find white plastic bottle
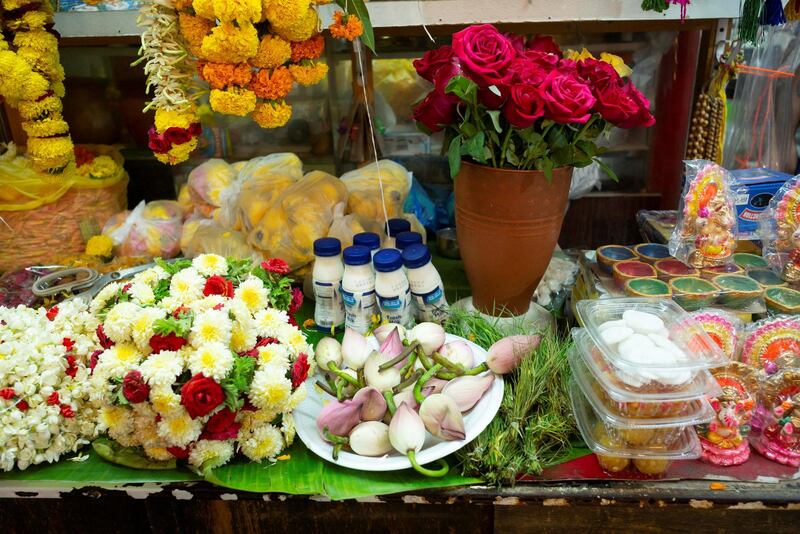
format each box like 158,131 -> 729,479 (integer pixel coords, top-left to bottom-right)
402,243 -> 448,323
312,237 -> 345,332
384,218 -> 411,249
373,248 -> 413,328
353,232 -> 381,260
341,245 -> 377,334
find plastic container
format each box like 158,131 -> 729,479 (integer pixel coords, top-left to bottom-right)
575,298 -> 728,371
353,232 -> 381,259
341,245 -> 377,334
312,237 -> 345,332
402,243 -> 448,323
384,218 -> 411,249
395,231 -> 423,252
373,248 -> 413,328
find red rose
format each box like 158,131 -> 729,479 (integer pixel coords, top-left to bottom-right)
579,58 -> 621,90
181,374 -> 225,419
89,349 -> 103,373
62,337 -> 75,351
432,59 -> 462,94
617,83 -> 655,128
188,123 -> 202,137
526,35 -> 562,57
203,275 -> 234,298
60,404 -> 75,418
541,71 -> 596,124
413,45 -> 457,83
149,332 -> 187,354
96,324 -> 114,349
522,49 -> 560,69
163,127 -> 192,146
477,86 -> 507,109
167,446 -> 191,459
73,146 -> 96,167
504,32 -> 526,54
16,400 -> 28,411
509,57 -> 550,86
122,370 -> 150,404
503,85 -> 546,128
594,82 -> 639,127
202,407 -> 241,440
452,24 -> 516,87
292,353 -> 311,388
262,258 -> 291,275
47,392 -> 60,405
289,287 -> 303,314
556,58 -> 580,75
147,128 -> 171,154
413,89 -> 459,133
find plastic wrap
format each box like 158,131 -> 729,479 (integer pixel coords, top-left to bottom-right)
235,153 -> 303,231
760,175 -> 800,284
181,218 -> 260,261
340,160 -> 412,222
689,308 -> 743,360
186,158 -> 237,218
739,315 -> 800,371
669,161 -> 739,269
103,200 -> 183,259
327,202 -> 374,248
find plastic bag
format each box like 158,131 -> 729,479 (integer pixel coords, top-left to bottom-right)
327,202 -> 373,248
403,177 -> 437,231
186,158 -> 237,218
103,200 -> 183,259
760,175 -> 800,284
248,171 -> 348,270
340,160 -> 412,221
236,154 -> 303,231
669,161 -> 739,268
181,218 -> 260,261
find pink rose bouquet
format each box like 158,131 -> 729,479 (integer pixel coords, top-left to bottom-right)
412,24 -> 655,179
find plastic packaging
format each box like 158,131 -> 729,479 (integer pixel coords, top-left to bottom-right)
688,309 -> 743,360
340,160 -> 413,223
402,243 -> 447,324
327,203 -> 374,249
404,177 -> 438,231
669,161 -> 739,269
186,159 -> 237,218
373,248 -> 413,328
180,218 -> 260,261
235,153 -> 303,231
749,366 -> 800,467
103,200 -> 183,259
739,315 -> 800,371
341,245 -> 377,334
760,175 -> 800,285
312,237 -> 345,332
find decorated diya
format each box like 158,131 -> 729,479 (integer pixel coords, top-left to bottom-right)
597,245 -> 636,274
740,316 -> 800,370
765,287 -> 800,315
689,309 -> 740,359
697,362 -> 758,466
670,276 -> 718,311
655,259 -> 699,280
624,278 -> 671,298
762,176 -> 800,284
612,260 -> 656,288
748,268 -> 787,289
751,368 -> 800,467
633,243 -> 671,264
712,274 -> 764,310
732,253 -> 768,270
700,263 -> 744,280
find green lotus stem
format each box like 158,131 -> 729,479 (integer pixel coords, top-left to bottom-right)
316,379 -> 336,397
392,370 -> 422,394
464,362 -> 489,376
335,378 -> 346,401
399,352 -> 418,377
414,364 -> 442,404
417,348 -> 434,370
327,362 -> 361,389
332,443 -> 344,460
407,450 -> 449,477
379,342 -> 420,371
383,390 -> 397,416
432,352 -> 465,374
436,371 -> 457,381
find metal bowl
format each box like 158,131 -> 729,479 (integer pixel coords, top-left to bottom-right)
436,227 -> 460,259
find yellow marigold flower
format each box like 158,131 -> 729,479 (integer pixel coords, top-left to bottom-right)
272,7 -> 318,42
6,10 -> 49,31
249,66 -> 293,100
88,155 -> 119,179
13,30 -> 58,55
210,87 -> 257,116
179,13 -> 213,57
214,0 -> 262,24
1,0 -> 33,11
18,95 -> 62,120
200,22 -> 259,64
21,116 -> 70,138
155,138 -> 199,166
600,52 -> 632,78
252,101 -> 292,129
86,234 -> 114,258
173,0 -> 194,10
266,0 -> 311,23
329,11 -> 363,41
565,48 -> 595,62
288,61 -> 328,86
27,136 -> 75,172
192,0 -> 215,20
154,108 -> 196,133
0,50 -> 49,105
53,81 -> 65,98
251,34 -> 292,69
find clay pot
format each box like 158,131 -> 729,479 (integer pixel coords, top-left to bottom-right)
454,160 -> 572,315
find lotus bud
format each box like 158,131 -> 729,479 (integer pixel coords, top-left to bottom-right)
486,335 -> 541,374
340,369 -> 359,397
374,323 -> 407,344
349,421 -> 392,457
342,328 -> 372,370
419,394 -> 466,441
353,386 -> 387,421
364,351 -> 402,391
425,378 -> 449,394
389,402 -> 427,454
379,327 -> 404,359
316,399 -> 362,439
315,337 -> 342,372
411,322 -> 446,356
439,341 -> 474,369
442,374 -> 495,412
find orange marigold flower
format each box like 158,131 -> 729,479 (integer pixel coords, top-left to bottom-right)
252,100 -> 293,129
202,62 -> 253,90
329,11 -> 363,41
179,13 -> 213,56
249,66 -> 294,100
290,34 -> 325,63
251,34 -> 292,69
173,0 -> 194,10
288,61 -> 328,86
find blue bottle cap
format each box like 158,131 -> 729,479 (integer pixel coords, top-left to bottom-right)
313,237 -> 341,257
353,232 -> 380,251
395,231 -> 423,251
373,248 -> 403,273
343,245 -> 371,266
402,243 -> 432,269
386,218 -> 411,237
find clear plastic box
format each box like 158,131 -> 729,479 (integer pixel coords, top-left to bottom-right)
575,298 -> 729,371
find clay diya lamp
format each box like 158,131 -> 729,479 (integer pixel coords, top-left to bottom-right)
713,274 -> 764,310
633,243 -> 671,264
700,263 -> 743,281
733,253 -> 768,270
613,260 -> 657,289
597,245 -> 636,274
624,278 -> 672,298
748,268 -> 787,289
654,259 -> 699,281
669,276 -> 719,311
765,287 -> 800,315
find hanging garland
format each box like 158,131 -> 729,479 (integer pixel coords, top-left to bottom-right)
0,0 -> 74,173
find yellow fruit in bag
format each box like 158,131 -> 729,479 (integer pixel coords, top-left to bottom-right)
340,160 -> 412,220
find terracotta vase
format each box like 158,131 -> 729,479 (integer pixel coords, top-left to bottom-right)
454,160 -> 573,316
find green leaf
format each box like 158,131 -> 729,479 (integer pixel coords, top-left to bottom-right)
505,145 -> 520,167
538,158 -> 554,181
487,110 -> 502,133
153,311 -> 194,338
459,122 -> 478,138
448,136 -> 462,178
220,355 -> 257,410
445,76 -> 478,106
155,257 -> 191,276
594,157 -> 619,182
551,145 -> 575,167
545,125 -> 569,150
461,131 -> 486,163
152,278 -> 170,303
92,439 -> 178,471
336,0 -> 375,53
226,258 -> 254,284
517,128 -> 543,145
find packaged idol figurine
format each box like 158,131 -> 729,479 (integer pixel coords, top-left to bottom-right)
760,175 -> 800,284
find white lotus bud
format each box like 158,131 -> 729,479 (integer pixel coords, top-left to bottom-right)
349,421 -> 392,457
315,337 -> 342,372
410,322 -> 446,356
389,402 -> 426,454
373,323 -> 407,344
364,351 -> 401,391
342,327 -> 371,370
442,374 -> 495,412
419,394 -> 465,441
439,341 -> 474,368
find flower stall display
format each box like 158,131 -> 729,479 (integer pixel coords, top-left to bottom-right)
87,254 -> 312,472
0,300 -> 101,471
412,25 -> 654,315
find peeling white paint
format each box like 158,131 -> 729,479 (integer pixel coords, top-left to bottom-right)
494,496 -> 520,506
172,489 -> 193,500
402,495 -> 429,504
124,486 -> 164,500
355,496 -> 383,503
310,495 -> 331,502
755,476 -> 782,484
220,493 -> 238,501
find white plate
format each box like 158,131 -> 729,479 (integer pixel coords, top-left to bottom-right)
294,333 -> 504,471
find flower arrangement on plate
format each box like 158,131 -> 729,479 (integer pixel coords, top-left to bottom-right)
0,300 -> 100,471
87,254 -> 313,473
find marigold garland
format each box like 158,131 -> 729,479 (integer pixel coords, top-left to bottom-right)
271,7 -> 318,42
252,101 -> 293,128
201,62 -> 253,90
289,61 -> 328,86
209,87 -> 258,116
290,33 -> 324,63
178,12 -> 213,56
249,66 -> 294,100
329,11 -> 364,41
200,22 -> 259,64
251,34 -> 292,69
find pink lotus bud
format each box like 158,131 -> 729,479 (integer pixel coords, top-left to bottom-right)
439,341 -> 475,369
389,402 -> 426,454
379,327 -> 403,359
342,328 -> 371,370
442,374 -> 495,412
353,386 -> 387,421
419,394 -> 466,441
425,378 -> 449,394
374,323 -> 406,344
486,335 -> 541,374
316,399 -> 362,439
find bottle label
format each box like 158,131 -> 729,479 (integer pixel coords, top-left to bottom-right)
377,287 -> 412,327
341,287 -> 376,334
313,280 -> 344,331
411,286 -> 448,323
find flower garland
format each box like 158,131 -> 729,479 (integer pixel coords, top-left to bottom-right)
0,0 -> 74,173
87,255 -> 313,470
0,300 -> 101,471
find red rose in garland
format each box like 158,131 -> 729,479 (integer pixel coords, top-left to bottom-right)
150,332 -> 187,353
122,370 -> 150,404
203,275 -> 234,297
181,374 -> 225,419
291,353 -> 311,388
202,407 -> 241,440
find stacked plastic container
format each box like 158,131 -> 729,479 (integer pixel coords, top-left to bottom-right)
570,298 -> 728,476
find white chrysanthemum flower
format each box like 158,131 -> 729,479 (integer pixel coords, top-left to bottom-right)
239,423 -> 284,462
156,408 -> 202,447
188,439 -> 234,469
132,405 -> 161,448
169,267 -> 205,304
288,383 -> 307,410
230,320 -> 257,353
189,309 -> 232,348
249,366 -> 292,411
128,282 -> 155,306
90,281 -> 121,315
132,266 -> 169,288
257,344 -> 290,371
238,408 -> 279,436
149,385 -> 182,416
139,350 -> 183,386
189,295 -> 227,314
144,447 -> 173,461
281,413 -> 296,446
192,254 -> 228,277
253,308 -> 289,338
103,302 -> 143,343
99,344 -> 144,374
234,277 -> 269,312
188,343 -> 234,381
99,406 -> 134,435
131,307 -> 166,351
